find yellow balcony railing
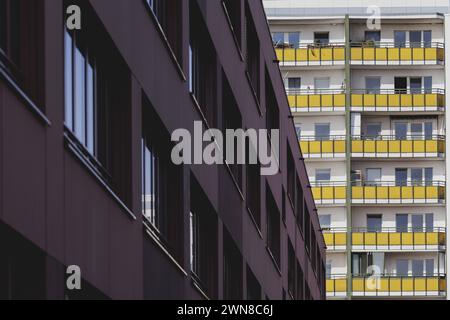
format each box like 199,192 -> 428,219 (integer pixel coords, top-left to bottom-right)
350,42 -> 445,65
300,135 -> 346,158
352,181 -> 446,204
352,274 -> 447,297
351,89 -> 445,112
326,275 -> 348,297
275,43 -> 346,66
352,227 -> 446,251
287,89 -> 345,112
311,182 -> 347,205
323,228 -> 347,251
351,135 -> 446,158
327,274 -> 447,297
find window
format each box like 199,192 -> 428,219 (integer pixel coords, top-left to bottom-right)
426,259 -> 434,276
266,186 -> 281,267
265,70 -> 280,137
394,122 -> 408,140
412,260 -> 424,276
315,123 -> 330,140
287,147 -> 295,203
246,140 -> 261,228
366,168 -> 381,186
326,262 -> 332,278
0,0 -> 44,107
367,214 -> 382,232
366,123 -> 382,139
142,97 -> 183,260
288,32 -> 300,48
190,177 -> 218,298
287,241 -> 295,298
394,77 -> 407,94
295,125 -> 301,139
394,31 -> 406,48
304,206 -> 311,253
65,3 -> 132,204
396,214 -> 408,232
314,77 -> 330,93
411,214 -> 424,232
296,262 -> 304,300
245,4 -> 260,100
424,31 -> 432,48
365,31 -> 380,44
272,32 -> 284,48
410,31 -> 422,48
410,77 -> 422,94
189,1 -> 217,126
314,32 -> 329,45
223,229 -> 243,300
246,266 -> 261,300
223,0 -> 242,48
145,0 -> 182,63
295,177 -> 304,232
365,77 -> 381,94
396,259 -> 409,276
395,168 -> 407,186
424,76 -> 433,94
288,77 -> 301,90
315,169 -> 331,184
319,215 -> 331,231
425,214 -> 434,232
222,73 -> 243,188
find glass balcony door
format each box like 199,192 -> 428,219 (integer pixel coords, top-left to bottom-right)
394,31 -> 406,48
396,214 -> 408,232
395,168 -> 408,186
315,123 -> 330,140
367,214 -> 382,232
365,77 -> 381,94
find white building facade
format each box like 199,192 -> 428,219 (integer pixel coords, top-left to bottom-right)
264,0 -> 450,299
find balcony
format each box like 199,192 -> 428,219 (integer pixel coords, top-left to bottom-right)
352,227 -> 446,251
299,135 -> 346,159
350,42 -> 445,66
351,135 -> 446,158
326,275 -> 348,298
275,43 -> 345,67
323,227 -> 446,252
352,274 -> 447,297
287,89 -> 346,112
323,228 -> 347,251
351,89 -> 445,112
311,182 -> 347,205
326,275 -> 447,298
352,181 -> 446,205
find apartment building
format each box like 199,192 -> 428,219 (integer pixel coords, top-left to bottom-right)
0,0 -> 325,299
264,0 -> 449,299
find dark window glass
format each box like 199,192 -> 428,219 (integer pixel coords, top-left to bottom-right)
266,186 -> 281,267
287,241 -> 295,298
0,0 -> 44,107
189,0 -> 217,126
245,4 -> 260,100
142,97 -> 184,261
223,229 -> 243,300
223,73 -> 243,188
146,0 -> 182,63
246,266 -> 261,300
314,32 -> 329,45
64,1 -> 132,205
296,262 -> 304,300
190,177 -> 218,298
223,0 -> 242,48
246,140 -> 261,227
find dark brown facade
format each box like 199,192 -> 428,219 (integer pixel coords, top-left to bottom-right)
0,0 -> 325,300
